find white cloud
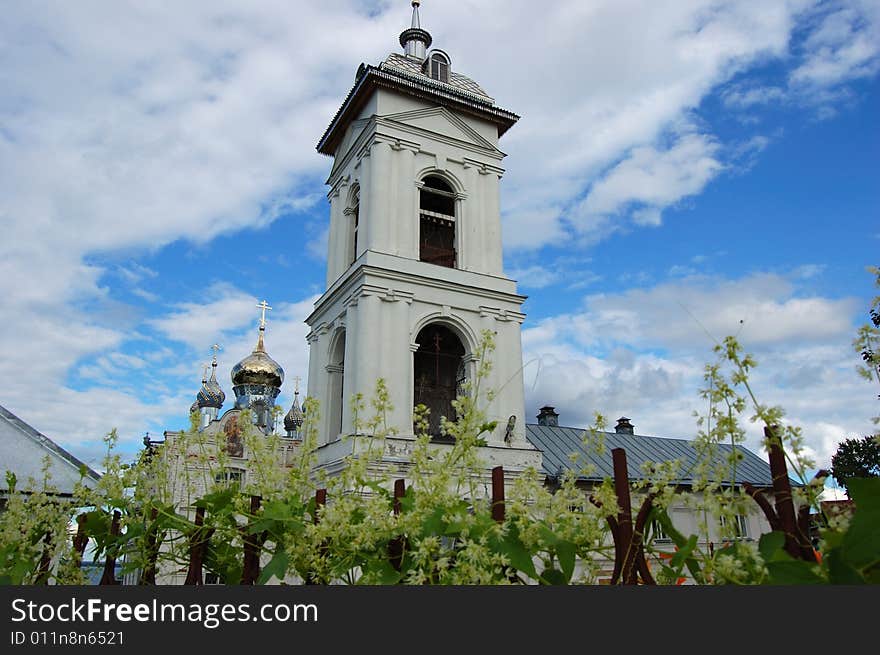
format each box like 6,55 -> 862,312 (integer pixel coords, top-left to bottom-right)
147,283 -> 262,350
722,85 -> 787,109
506,265 -> 561,290
791,5 -> 880,88
575,132 -> 723,233
521,272 -> 869,468
0,0 -> 876,466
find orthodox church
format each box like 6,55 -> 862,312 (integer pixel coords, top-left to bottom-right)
159,2 -> 777,548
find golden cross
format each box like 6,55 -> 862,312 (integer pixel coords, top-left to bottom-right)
210,343 -> 221,363
293,375 -> 302,394
256,300 -> 272,329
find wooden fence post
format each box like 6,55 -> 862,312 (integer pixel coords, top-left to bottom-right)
389,479 -> 406,572
36,532 -> 53,584
305,489 -> 327,585
139,507 -> 160,585
240,495 -> 266,585
99,510 -> 121,585
184,506 -> 212,585
491,466 -> 505,523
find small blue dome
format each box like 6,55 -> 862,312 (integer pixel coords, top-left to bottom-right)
197,361 -> 226,409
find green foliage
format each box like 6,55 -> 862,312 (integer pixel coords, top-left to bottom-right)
3,317 -> 880,586
830,436 -> 880,492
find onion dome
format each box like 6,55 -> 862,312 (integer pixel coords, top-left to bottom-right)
197,356 -> 226,409
284,390 -> 304,434
231,328 -> 284,388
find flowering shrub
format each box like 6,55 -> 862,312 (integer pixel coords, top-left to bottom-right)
2,329 -> 878,585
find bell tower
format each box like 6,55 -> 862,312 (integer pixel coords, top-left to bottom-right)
306,2 -> 539,472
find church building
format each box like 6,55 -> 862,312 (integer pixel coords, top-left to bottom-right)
154,3 -> 779,568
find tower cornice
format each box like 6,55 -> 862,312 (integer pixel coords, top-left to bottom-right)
317,65 -> 518,156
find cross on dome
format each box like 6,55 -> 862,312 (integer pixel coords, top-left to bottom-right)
256,300 -> 272,330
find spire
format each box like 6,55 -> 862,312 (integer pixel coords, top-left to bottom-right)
411,0 -> 421,28
400,0 -> 432,59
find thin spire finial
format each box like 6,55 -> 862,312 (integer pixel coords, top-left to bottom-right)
411,1 -> 421,29
293,375 -> 302,395
211,343 -> 221,363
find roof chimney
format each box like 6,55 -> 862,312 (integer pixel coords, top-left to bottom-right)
615,417 -> 634,435
537,406 -> 559,427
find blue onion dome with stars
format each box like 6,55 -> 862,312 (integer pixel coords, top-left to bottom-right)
197,354 -> 226,409
284,383 -> 304,437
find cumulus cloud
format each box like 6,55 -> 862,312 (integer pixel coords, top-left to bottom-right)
521,272 -> 868,467
791,4 -> 880,88
0,0 -> 876,465
575,132 -> 723,232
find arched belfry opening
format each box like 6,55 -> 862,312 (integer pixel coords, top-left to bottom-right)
413,324 -> 467,438
419,175 -> 456,268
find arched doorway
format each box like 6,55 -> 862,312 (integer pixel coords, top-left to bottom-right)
413,324 -> 467,439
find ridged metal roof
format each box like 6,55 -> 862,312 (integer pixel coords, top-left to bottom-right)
382,53 -> 493,101
316,59 -> 518,155
0,404 -> 101,495
526,423 -> 776,487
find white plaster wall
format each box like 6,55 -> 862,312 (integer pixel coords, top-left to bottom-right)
309,85 -> 529,449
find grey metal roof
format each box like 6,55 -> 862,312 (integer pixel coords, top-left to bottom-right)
0,404 -> 101,495
526,423 -> 776,487
381,53 -> 493,101
317,58 -> 518,155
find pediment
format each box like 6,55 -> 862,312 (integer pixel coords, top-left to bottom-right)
329,118 -> 372,179
382,106 -> 498,152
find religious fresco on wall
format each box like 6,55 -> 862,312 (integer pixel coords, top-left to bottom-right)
224,415 -> 244,458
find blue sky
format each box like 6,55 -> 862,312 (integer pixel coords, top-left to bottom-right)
1,1 -> 878,483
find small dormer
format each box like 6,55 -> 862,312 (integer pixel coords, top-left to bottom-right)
424,49 -> 451,83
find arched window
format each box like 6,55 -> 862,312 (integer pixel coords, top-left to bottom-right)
426,51 -> 450,83
348,186 -> 360,266
419,175 -> 456,268
327,331 -> 345,441
413,324 -> 466,439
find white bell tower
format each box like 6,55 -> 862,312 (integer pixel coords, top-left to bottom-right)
306,2 -> 540,473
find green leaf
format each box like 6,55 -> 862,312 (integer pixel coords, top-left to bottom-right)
758,531 -> 787,562
362,557 -> 403,585
766,561 -> 825,585
496,524 -> 538,579
421,507 -> 447,537
540,567 -> 568,585
841,477 -> 880,570
824,550 -> 865,585
196,488 -> 237,513
258,550 -> 289,585
555,540 -> 576,582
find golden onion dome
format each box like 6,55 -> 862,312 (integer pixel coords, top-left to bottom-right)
231,329 -> 284,388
